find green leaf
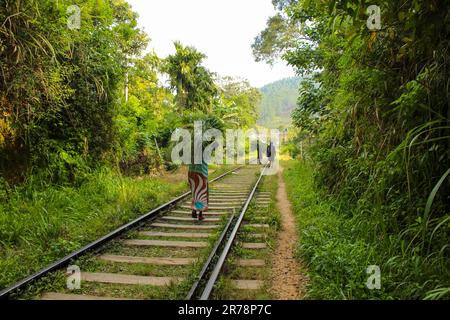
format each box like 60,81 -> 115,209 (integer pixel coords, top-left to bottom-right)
423,169 -> 450,230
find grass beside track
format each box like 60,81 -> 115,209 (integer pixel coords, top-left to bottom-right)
282,160 -> 450,300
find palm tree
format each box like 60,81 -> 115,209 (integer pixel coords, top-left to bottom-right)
163,42 -> 217,113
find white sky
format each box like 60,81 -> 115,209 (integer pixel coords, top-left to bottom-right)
127,0 -> 295,88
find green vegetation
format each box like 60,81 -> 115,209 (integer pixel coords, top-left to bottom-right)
257,0 -> 449,299
258,77 -> 301,128
283,160 -> 448,300
0,0 -> 261,181
0,168 -> 185,289
0,0 -> 260,291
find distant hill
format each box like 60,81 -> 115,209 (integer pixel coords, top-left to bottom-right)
258,77 -> 301,129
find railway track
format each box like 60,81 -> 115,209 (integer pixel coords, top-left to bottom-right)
0,165 -> 273,300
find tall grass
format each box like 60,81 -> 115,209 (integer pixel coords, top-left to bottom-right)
282,160 -> 449,300
0,168 -> 186,289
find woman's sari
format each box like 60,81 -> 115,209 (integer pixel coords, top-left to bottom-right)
188,161 -> 209,212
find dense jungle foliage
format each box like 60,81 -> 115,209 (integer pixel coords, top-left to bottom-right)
0,0 -> 261,182
255,0 -> 449,299
0,0 -> 260,289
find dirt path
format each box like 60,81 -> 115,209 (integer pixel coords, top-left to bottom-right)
271,166 -> 309,299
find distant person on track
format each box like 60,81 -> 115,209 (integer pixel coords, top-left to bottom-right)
267,141 -> 276,166
257,139 -> 262,165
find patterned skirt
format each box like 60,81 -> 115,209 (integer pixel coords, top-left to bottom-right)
188,170 -> 209,212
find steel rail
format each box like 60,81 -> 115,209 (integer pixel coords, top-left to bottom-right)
185,213 -> 235,300
198,165 -> 268,300
0,166 -> 242,299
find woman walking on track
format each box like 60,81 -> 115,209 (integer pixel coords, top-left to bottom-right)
188,160 -> 209,221
184,118 -> 219,221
